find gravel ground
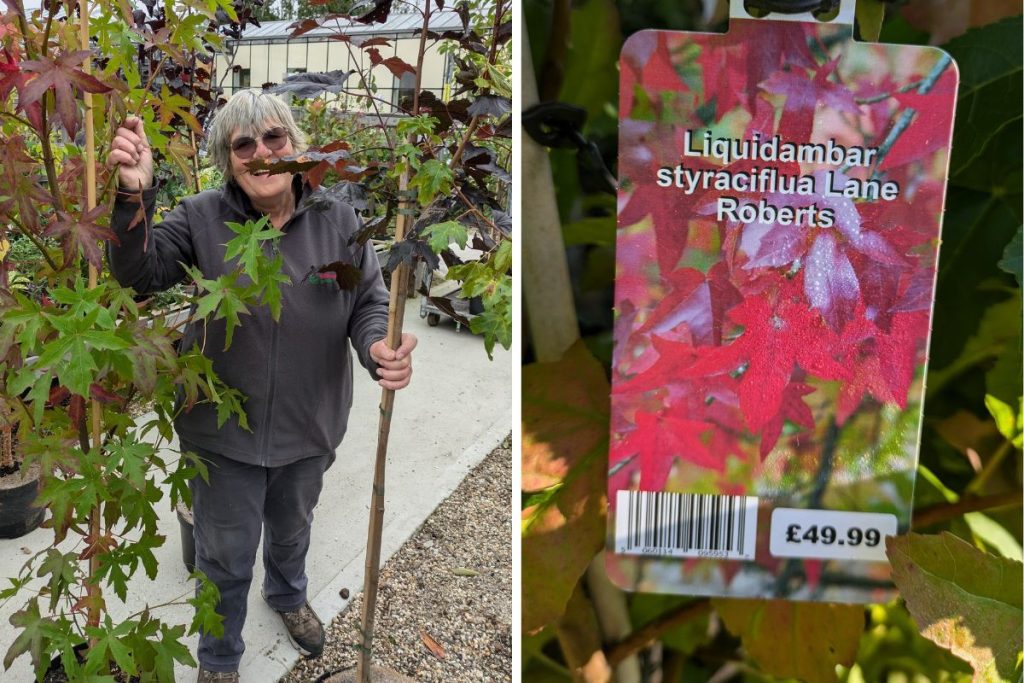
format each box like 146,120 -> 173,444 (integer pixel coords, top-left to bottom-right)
281,435 -> 512,683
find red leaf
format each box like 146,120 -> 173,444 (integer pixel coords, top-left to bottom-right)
615,411 -> 720,489
759,382 -> 815,458
641,263 -> 743,346
0,48 -> 44,131
47,385 -> 71,407
89,383 -> 122,405
805,231 -> 860,332
878,67 -> 957,170
836,309 -> 927,423
288,18 -> 322,38
760,59 -> 859,141
365,47 -> 416,79
382,56 -> 416,78
670,291 -> 849,434
21,50 -> 114,137
43,204 -> 118,270
353,36 -> 391,48
698,41 -> 747,116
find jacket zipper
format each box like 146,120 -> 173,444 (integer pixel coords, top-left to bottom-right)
257,236 -> 283,467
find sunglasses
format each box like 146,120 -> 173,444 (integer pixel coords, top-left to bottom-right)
230,127 -> 289,160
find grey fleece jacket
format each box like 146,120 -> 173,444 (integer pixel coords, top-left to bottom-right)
108,177 -> 389,467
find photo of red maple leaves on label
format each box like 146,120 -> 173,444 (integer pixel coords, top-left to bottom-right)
607,15 -> 958,602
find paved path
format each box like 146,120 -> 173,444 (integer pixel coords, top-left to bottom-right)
0,306 -> 513,682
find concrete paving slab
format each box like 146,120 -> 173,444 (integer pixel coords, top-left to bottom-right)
0,305 -> 512,682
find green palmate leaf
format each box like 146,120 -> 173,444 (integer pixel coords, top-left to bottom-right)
887,532 -> 1024,682
713,599 -> 864,683
223,216 -> 282,281
468,295 -> 511,359
187,268 -> 253,351
189,571 -> 225,638
215,385 -> 250,430
155,623 -> 197,677
85,618 -> 137,678
36,550 -> 80,613
407,159 -> 454,205
422,220 -> 469,253
942,16 -> 1023,179
522,341 -> 609,633
998,227 -> 1022,286
103,436 -> 155,489
255,254 -> 291,322
4,601 -> 50,671
395,114 -> 438,138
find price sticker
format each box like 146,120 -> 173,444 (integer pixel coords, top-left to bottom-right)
769,508 -> 898,561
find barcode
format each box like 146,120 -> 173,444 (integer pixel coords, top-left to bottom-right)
614,491 -> 759,560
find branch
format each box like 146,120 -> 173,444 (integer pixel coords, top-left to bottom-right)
911,490 -> 1021,529
13,0 -> 37,61
605,598 -> 712,667
454,187 -> 499,235
8,215 -> 61,272
869,53 -> 952,178
39,104 -> 65,219
539,0 -> 571,101
0,111 -> 34,128
966,439 -> 1015,495
339,41 -> 395,151
410,0 -> 431,117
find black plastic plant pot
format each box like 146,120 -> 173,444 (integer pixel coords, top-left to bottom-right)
0,464 -> 44,539
176,501 -> 196,573
44,642 -> 141,682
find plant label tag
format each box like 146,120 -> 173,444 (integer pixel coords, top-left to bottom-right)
607,0 -> 958,602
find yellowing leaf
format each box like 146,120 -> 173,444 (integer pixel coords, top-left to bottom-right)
855,0 -> 886,41
984,394 -> 1019,441
522,341 -> 608,633
713,599 -> 864,682
887,532 -> 1024,682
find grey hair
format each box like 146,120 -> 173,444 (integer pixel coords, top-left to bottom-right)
207,90 -> 307,181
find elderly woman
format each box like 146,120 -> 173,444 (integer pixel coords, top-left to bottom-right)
107,91 -> 416,683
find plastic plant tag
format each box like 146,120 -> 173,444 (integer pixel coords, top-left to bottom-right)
608,0 -> 958,602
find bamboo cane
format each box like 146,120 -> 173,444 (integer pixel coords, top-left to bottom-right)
79,0 -> 104,636
356,182 -> 416,683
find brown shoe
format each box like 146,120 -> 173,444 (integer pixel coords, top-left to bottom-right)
196,668 -> 239,682
270,599 -> 325,658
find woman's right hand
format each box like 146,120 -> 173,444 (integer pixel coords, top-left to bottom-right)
108,116 -> 154,191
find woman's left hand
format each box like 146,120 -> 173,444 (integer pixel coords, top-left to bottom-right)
369,333 -> 418,390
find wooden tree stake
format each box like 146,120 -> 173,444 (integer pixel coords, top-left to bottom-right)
79,0 -> 104,635
356,181 -> 415,683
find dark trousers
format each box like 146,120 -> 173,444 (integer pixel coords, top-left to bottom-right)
183,441 -> 334,672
